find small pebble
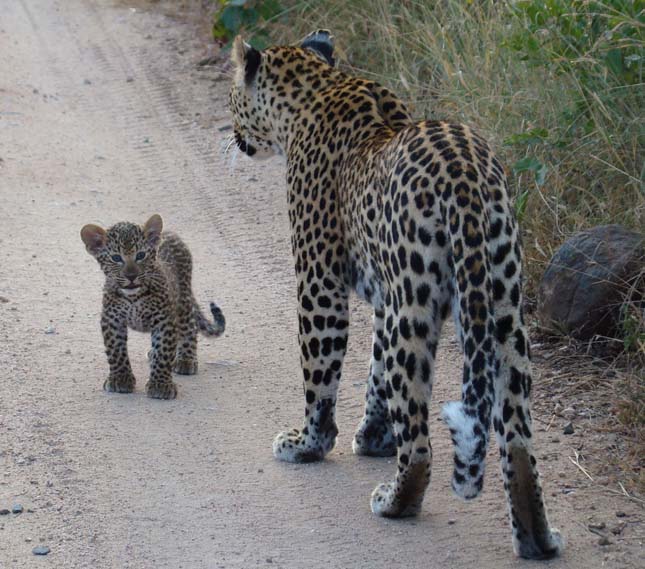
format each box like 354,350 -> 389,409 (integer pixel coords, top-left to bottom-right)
615,511 -> 627,518
597,536 -> 612,546
44,325 -> 56,334
562,407 -> 576,420
563,422 -> 574,435
611,523 -> 626,535
447,519 -> 456,525
83,79 -> 92,85
0,509 -> 10,515
589,522 -> 606,531
32,546 -> 50,556
12,504 -> 23,514
126,76 -> 134,83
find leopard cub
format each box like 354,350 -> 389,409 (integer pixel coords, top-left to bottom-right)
81,214 -> 225,399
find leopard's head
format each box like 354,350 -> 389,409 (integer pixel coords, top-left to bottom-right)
228,30 -> 336,159
81,214 -> 163,295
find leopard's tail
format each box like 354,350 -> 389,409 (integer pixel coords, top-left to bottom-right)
194,300 -> 226,337
440,188 -> 497,501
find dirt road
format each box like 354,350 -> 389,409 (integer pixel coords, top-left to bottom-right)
0,1 -> 641,567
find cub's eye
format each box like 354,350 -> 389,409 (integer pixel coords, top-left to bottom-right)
111,254 -> 124,264
135,251 -> 146,262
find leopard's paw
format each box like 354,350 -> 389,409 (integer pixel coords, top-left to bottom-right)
272,428 -> 336,463
174,358 -> 198,375
370,481 -> 423,518
103,374 -> 135,394
146,380 -> 178,400
516,527 -> 564,560
353,417 -> 396,457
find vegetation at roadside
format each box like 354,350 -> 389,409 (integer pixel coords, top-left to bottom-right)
214,0 -> 643,293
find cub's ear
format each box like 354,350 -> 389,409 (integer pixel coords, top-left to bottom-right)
301,29 -> 335,66
143,214 -> 163,247
231,35 -> 261,85
81,224 -> 107,256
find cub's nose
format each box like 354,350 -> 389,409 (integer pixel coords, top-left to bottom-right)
123,266 -> 139,282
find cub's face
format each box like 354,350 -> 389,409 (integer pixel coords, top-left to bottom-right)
228,31 -> 336,160
81,214 -> 163,295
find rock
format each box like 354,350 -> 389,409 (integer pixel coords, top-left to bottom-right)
589,522 -> 606,531
83,79 -> 92,85
563,422 -> 575,435
32,546 -> 50,556
44,325 -> 56,334
0,509 -> 10,515
562,407 -> 576,420
12,504 -> 23,514
615,511 -> 627,518
611,523 -> 626,535
538,225 -> 644,340
597,536 -> 612,546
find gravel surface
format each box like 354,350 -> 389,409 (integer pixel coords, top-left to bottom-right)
0,1 -> 642,567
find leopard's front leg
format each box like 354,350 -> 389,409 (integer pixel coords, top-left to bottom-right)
353,308 -> 396,457
146,310 -> 178,400
101,306 -> 135,394
273,276 -> 349,463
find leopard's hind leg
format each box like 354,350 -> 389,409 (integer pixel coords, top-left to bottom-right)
490,223 -> 562,559
370,244 -> 452,517
174,295 -> 199,375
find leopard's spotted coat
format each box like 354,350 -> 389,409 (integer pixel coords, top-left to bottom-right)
227,31 -> 563,558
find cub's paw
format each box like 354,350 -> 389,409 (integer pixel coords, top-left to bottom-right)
174,358 -> 198,375
353,417 -> 396,457
146,380 -> 178,400
370,481 -> 422,518
103,374 -> 135,394
272,428 -> 335,463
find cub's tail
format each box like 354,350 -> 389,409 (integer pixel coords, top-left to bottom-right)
194,301 -> 226,337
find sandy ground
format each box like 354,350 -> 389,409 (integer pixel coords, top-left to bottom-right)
0,1 -> 642,567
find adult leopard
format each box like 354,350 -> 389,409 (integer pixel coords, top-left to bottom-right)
228,30 -> 562,559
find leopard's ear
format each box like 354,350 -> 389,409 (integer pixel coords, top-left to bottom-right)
143,214 -> 163,247
301,29 -> 335,66
81,224 -> 107,256
231,35 -> 261,85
